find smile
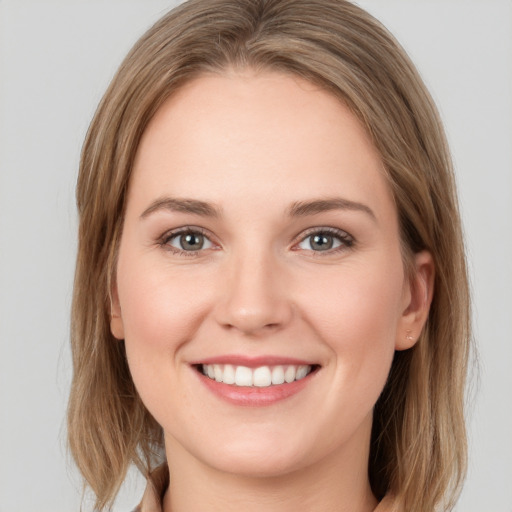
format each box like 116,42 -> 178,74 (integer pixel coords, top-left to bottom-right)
192,358 -> 320,406
200,364 -> 314,387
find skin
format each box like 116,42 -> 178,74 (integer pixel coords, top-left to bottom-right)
111,70 -> 434,512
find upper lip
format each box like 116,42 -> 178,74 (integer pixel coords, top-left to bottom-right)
190,355 -> 318,368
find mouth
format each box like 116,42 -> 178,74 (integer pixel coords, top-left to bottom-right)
191,358 -> 320,406
195,363 -> 319,388
190,355 -> 321,406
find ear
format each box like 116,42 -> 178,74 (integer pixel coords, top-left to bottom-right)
110,281 -> 125,340
396,250 -> 435,351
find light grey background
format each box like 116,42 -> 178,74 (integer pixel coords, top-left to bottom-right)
0,1 -> 511,510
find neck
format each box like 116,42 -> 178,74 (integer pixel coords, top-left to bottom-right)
163,417 -> 378,512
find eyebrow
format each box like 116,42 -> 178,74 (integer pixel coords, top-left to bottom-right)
287,197 -> 376,221
140,196 -> 376,221
140,197 -> 221,219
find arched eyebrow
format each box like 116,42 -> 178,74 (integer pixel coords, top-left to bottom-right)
140,196 -> 376,221
287,198 -> 376,221
140,197 -> 221,219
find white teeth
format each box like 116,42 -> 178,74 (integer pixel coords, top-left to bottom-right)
223,364 -> 235,384
296,365 -> 309,380
214,364 -> 223,382
253,366 -> 272,387
235,366 -> 253,386
284,365 -> 296,383
201,364 -> 313,387
271,366 -> 285,385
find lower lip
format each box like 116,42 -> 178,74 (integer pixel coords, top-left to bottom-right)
195,369 -> 316,406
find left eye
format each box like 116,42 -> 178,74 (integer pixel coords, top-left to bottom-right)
297,231 -> 350,252
167,231 -> 214,252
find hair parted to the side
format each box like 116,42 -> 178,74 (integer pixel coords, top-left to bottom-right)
68,1 -> 471,510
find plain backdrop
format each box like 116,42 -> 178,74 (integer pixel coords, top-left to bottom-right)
0,1 -> 511,511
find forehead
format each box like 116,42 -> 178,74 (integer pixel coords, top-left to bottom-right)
129,71 -> 394,220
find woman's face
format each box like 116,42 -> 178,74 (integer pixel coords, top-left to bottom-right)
111,71 -> 430,477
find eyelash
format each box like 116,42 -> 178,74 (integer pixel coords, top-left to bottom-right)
158,226 -> 354,257
158,227 -> 216,257
293,227 -> 354,255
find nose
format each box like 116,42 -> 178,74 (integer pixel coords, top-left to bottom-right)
214,249 -> 294,337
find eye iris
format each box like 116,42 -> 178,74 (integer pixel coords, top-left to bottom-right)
180,233 -> 204,250
311,233 -> 333,251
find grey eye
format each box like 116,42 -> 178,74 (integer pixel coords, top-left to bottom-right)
169,232 -> 213,251
298,232 -> 345,252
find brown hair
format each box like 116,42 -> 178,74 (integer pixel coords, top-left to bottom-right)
68,1 -> 471,510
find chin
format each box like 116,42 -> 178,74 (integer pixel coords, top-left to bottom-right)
209,448 -> 309,479
182,429 -> 313,478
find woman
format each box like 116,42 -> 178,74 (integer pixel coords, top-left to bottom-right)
67,1 -> 471,511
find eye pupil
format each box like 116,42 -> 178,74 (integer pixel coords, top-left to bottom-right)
180,233 -> 204,250
311,234 -> 333,251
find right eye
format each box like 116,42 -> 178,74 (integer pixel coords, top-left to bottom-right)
162,228 -> 214,255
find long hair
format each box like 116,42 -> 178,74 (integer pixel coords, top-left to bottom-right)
68,1 -> 471,510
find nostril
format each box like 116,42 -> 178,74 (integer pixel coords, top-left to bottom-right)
222,321 -> 284,337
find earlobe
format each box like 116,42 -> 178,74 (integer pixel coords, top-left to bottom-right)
396,250 -> 435,351
110,282 -> 125,340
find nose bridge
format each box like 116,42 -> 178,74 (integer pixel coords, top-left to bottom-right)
216,242 -> 292,335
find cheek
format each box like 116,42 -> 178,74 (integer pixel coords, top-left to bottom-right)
117,257 -> 210,352
115,250 -> 215,407
305,262 -> 403,336
116,256 -> 215,422
298,259 -> 404,391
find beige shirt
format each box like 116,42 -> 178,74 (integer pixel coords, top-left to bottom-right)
133,465 -> 396,512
